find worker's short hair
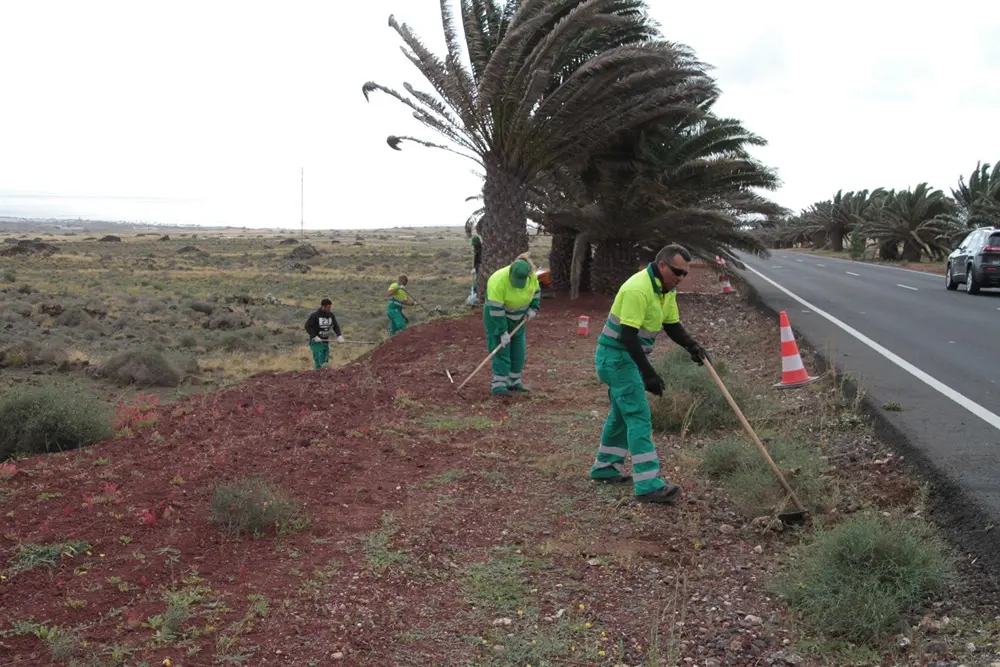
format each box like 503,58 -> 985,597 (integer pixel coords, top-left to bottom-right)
321,298 -> 332,306
398,274 -> 408,283
655,244 -> 692,264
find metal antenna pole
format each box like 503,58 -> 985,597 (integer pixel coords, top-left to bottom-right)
300,167 -> 304,238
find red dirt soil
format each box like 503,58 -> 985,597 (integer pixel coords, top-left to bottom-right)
0,270 -> 712,658
0,265 -> 931,666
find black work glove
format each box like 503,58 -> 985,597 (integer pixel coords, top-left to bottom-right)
643,373 -> 665,396
686,343 -> 711,366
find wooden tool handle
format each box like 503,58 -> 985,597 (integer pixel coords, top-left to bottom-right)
703,359 -> 807,513
457,318 -> 529,392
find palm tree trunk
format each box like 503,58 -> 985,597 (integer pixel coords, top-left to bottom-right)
901,239 -> 923,262
479,160 -> 529,297
591,238 -> 639,295
570,232 -> 592,299
878,240 -> 900,261
549,229 -> 575,291
829,223 -> 845,252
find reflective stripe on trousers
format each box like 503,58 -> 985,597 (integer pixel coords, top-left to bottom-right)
588,344 -> 666,495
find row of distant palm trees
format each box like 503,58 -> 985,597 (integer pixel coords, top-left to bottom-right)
363,0 -> 783,294
756,161 -> 1000,262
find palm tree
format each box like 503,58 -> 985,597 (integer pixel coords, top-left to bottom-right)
797,189 -> 885,252
362,0 -> 716,293
762,214 -> 816,249
952,160 -> 1000,229
866,183 -> 959,262
538,110 -> 784,293
463,194 -> 484,238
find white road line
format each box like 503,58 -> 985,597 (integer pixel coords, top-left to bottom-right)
746,265 -> 1000,432
846,271 -> 860,276
772,265 -> 783,269
896,284 -> 918,291
796,259 -> 804,262
784,252 -> 939,279
816,263 -> 825,267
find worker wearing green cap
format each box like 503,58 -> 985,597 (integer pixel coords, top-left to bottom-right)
484,255 -> 541,396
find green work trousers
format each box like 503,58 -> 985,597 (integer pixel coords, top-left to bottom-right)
589,344 -> 666,496
387,305 -> 408,337
485,318 -> 527,393
310,341 -> 329,370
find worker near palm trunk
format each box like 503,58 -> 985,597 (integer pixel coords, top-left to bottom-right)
386,275 -> 412,337
467,235 -> 483,306
484,254 -> 540,396
589,244 -> 711,504
304,298 -> 343,370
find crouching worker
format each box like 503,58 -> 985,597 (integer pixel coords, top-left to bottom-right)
304,298 -> 343,370
484,254 -> 540,396
589,244 -> 710,504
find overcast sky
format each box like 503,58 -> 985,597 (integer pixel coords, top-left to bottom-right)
1,1 -> 998,229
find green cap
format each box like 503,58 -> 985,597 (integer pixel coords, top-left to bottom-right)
510,259 -> 531,288
471,235 -> 481,247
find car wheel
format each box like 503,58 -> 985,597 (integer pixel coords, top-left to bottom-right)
967,264 -> 982,294
945,264 -> 958,290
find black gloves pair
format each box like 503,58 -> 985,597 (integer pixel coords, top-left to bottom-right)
642,342 -> 711,396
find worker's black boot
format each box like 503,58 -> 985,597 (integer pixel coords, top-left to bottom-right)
594,473 -> 631,484
634,483 -> 682,505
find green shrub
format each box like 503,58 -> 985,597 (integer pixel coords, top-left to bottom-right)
209,477 -> 301,536
189,301 -> 214,315
848,228 -> 866,260
700,437 -> 831,518
54,307 -> 93,327
0,387 -> 112,460
99,348 -> 183,386
774,514 -> 952,643
11,540 -> 91,574
0,341 -> 64,367
650,347 -> 759,433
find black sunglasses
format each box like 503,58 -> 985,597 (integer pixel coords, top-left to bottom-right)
665,264 -> 688,278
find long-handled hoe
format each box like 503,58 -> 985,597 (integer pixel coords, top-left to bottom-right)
406,291 -> 443,316
703,357 -> 808,524
455,318 -> 528,398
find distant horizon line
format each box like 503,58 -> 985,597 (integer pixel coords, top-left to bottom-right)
0,191 -> 203,203
0,216 -> 479,232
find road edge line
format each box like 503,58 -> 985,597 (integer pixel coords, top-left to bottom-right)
740,269 -> 1000,583
744,265 -> 1000,431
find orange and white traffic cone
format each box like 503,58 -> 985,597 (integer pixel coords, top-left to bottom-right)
719,273 -> 734,294
774,311 -> 819,389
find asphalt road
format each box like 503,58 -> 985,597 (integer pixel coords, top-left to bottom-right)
736,251 -> 1000,530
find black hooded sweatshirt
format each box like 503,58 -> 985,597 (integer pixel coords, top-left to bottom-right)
305,309 -> 342,343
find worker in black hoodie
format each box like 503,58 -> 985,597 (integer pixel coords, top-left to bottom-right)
304,298 -> 343,369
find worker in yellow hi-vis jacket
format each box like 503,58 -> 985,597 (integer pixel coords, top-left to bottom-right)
386,275 -> 411,336
483,255 -> 541,397
590,244 -> 710,504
